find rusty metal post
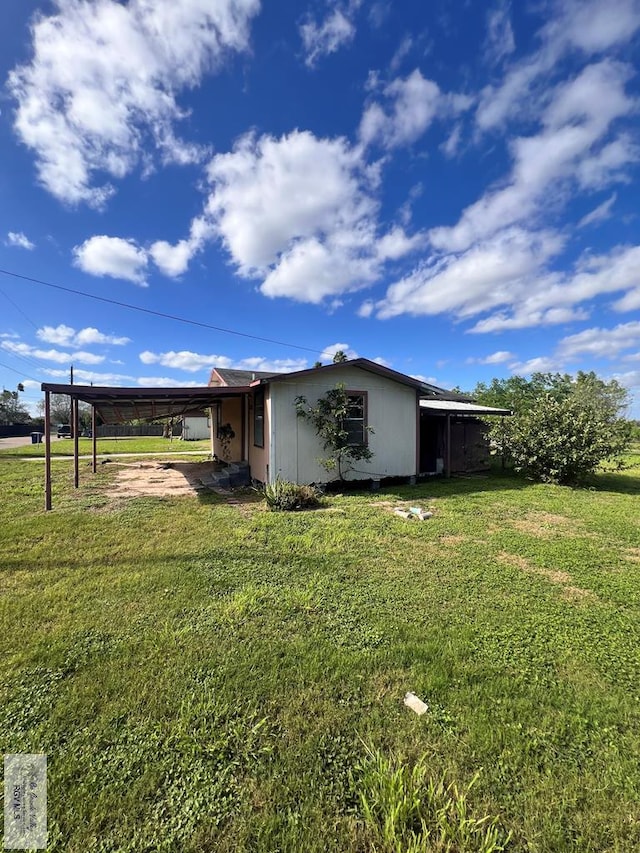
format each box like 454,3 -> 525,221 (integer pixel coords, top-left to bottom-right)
92,405 -> 97,474
44,390 -> 52,511
73,397 -> 79,488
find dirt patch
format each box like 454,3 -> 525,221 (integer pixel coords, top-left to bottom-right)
107,460 -> 220,498
497,552 -> 531,571
438,534 -> 467,546
512,512 -> 577,538
496,551 -> 596,604
561,585 -> 598,603
623,547 -> 640,564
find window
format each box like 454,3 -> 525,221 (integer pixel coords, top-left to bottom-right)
253,389 -> 265,447
342,392 -> 367,446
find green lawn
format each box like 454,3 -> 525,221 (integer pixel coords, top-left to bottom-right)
1,455 -> 639,851
0,436 -> 211,457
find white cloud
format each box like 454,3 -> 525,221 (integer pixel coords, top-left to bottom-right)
139,350 -> 307,374
37,324 -> 130,346
433,60 -> 637,253
140,349 -> 228,372
319,343 -> 358,362
614,288 -> 640,312
557,321 -> 640,359
410,374 -> 441,386
196,129 -> 419,302
73,235 -> 149,285
376,227 -> 565,320
137,377 -> 204,388
470,350 -> 516,365
471,306 -> 591,334
44,368 -> 133,383
2,340 -> 105,364
8,0 -> 260,206
577,193 -> 617,228
484,2 -> 515,66
5,231 -> 35,250
300,2 -> 360,68
359,69 -> 472,150
509,356 -> 561,374
149,216 -> 215,277
476,0 -> 640,133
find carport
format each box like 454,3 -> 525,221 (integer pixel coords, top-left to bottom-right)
40,383 -> 252,510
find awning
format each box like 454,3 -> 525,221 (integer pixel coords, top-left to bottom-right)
41,383 -> 251,424
419,399 -> 512,416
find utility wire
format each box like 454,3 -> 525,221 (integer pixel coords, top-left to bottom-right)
0,267 -> 324,355
0,285 -> 39,330
0,359 -> 40,383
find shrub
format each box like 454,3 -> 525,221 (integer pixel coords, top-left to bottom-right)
490,394 -> 631,485
262,478 -> 321,511
294,383 -> 374,482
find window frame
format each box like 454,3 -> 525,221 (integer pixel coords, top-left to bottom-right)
253,388 -> 265,448
342,390 -> 368,447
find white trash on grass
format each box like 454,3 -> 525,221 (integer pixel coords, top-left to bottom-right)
404,692 -> 428,715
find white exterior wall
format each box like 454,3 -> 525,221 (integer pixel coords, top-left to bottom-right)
182,416 -> 210,440
269,366 -> 417,484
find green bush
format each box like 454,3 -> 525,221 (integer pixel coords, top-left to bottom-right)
490,394 -> 631,485
262,478 -> 322,511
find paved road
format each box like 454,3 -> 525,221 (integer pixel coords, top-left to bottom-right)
0,435 -> 62,449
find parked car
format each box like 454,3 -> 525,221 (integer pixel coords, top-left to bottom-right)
56,424 -> 72,438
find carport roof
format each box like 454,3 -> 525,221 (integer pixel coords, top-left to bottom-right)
41,383 -> 249,424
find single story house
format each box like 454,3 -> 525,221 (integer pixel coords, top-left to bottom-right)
40,359 -> 510,508
208,359 -> 510,483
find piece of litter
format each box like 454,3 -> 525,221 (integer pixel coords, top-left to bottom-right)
394,506 -> 433,521
404,692 -> 428,715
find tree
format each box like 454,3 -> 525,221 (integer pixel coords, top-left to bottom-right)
0,389 -> 31,425
332,350 -> 348,363
295,383 -> 374,481
37,394 -> 92,430
478,372 -> 632,485
470,371 -> 629,416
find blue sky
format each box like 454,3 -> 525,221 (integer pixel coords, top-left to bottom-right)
1,0 -> 639,416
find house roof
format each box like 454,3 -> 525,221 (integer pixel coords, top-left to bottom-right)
40,383 -> 249,424
420,399 -> 512,416
254,358 -> 472,401
209,367 -> 276,387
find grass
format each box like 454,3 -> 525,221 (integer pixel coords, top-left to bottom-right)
1,451 -> 640,851
0,436 -> 211,457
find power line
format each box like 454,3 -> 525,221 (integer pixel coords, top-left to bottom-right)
0,359 -> 40,383
0,285 -> 39,330
0,267 -> 324,355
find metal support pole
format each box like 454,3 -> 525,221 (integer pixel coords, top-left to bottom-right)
92,405 -> 97,474
446,414 -> 452,479
44,390 -> 52,511
73,397 -> 79,488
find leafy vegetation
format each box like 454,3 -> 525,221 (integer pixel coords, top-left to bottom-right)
355,745 -> 510,852
262,477 -> 322,511
1,452 -> 639,850
472,372 -> 632,485
0,388 -> 31,424
295,382 -> 374,481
